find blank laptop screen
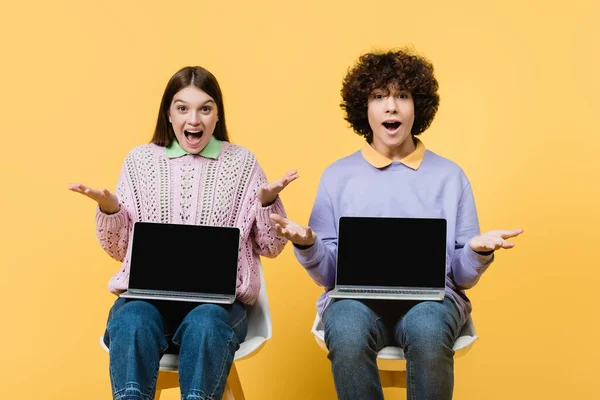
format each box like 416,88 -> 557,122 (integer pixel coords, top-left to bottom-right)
128,222 -> 239,295
336,217 -> 447,288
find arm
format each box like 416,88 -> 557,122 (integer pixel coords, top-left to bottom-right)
94,155 -> 135,262
292,178 -> 338,288
250,163 -> 289,258
450,183 -> 494,290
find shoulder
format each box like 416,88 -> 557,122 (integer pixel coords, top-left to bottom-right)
423,150 -> 468,177
321,150 -> 364,178
219,142 -> 260,170
124,143 -> 164,160
422,149 -> 472,193
221,142 -> 256,161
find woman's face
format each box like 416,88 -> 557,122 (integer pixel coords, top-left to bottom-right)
168,86 -> 218,154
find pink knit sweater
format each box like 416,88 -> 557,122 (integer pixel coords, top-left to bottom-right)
94,141 -> 287,305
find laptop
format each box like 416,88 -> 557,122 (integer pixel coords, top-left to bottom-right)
119,221 -> 239,304
328,216 -> 447,301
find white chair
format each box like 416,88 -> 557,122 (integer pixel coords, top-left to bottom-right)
311,312 -> 477,388
101,261 -> 272,400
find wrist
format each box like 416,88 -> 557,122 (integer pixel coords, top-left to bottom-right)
100,204 -> 120,215
260,195 -> 277,208
293,242 -> 314,250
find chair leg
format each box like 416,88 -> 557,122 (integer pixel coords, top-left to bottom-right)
222,363 -> 245,400
155,370 -> 180,399
379,370 -> 407,388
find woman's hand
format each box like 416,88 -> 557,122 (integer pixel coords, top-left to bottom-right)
258,169 -> 299,207
68,183 -> 120,214
270,214 -> 316,247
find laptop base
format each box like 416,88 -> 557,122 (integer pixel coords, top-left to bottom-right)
120,290 -> 236,304
328,286 -> 444,301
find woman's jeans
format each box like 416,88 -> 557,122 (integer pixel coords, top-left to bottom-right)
322,297 -> 462,400
103,297 -> 248,400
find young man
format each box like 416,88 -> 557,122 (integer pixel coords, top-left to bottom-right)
271,49 -> 523,399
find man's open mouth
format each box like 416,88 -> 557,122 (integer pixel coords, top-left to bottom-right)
382,121 -> 401,131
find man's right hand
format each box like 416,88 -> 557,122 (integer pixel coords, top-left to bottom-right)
68,183 -> 120,214
270,214 -> 316,247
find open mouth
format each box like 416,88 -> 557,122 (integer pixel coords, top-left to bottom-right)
184,130 -> 204,140
382,121 -> 401,131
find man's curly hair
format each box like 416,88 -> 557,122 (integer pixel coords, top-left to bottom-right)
340,49 -> 440,143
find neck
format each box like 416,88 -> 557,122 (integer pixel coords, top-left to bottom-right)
371,136 -> 416,161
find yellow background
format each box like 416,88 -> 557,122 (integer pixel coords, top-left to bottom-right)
1,0 -> 598,398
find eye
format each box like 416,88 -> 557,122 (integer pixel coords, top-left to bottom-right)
374,94 -> 383,99
201,106 -> 212,113
398,92 -> 410,99
177,105 -> 187,112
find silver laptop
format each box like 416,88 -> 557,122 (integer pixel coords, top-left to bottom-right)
120,221 -> 239,304
328,216 -> 447,301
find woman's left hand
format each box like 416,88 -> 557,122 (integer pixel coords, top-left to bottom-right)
258,169 -> 299,207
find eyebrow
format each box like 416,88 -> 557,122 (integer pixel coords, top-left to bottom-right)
173,99 -> 215,105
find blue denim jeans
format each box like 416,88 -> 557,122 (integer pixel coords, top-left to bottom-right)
322,297 -> 461,400
104,298 -> 248,400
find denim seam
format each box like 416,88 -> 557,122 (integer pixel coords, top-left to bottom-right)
113,382 -> 154,400
371,316 -> 385,350
402,325 -> 417,400
229,310 -> 247,331
184,388 -> 211,400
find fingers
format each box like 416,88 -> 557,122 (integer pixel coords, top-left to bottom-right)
270,214 -> 287,226
266,170 -> 300,192
274,223 -> 284,236
500,228 -> 524,239
68,183 -> 87,193
306,226 -> 314,238
283,170 -> 299,186
284,169 -> 300,183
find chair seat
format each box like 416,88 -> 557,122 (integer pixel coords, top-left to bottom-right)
311,313 -> 478,370
151,335 -> 268,371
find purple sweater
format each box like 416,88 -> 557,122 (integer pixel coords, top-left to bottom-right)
294,147 -> 493,324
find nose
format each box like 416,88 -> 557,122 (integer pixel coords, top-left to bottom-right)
189,112 -> 201,125
385,96 -> 397,114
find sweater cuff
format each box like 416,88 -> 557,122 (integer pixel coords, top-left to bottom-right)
95,204 -> 128,230
294,237 -> 323,266
256,196 -> 286,223
465,245 -> 494,269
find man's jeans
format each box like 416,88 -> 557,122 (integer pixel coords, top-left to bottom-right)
322,297 -> 461,400
104,298 -> 248,400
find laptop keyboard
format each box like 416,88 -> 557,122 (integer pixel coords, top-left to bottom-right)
337,288 -> 437,295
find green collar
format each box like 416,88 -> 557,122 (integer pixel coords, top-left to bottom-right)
165,135 -> 222,159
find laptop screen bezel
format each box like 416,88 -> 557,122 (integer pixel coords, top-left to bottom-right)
335,216 -> 448,289
128,221 -> 240,296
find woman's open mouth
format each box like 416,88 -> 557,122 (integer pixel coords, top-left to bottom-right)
184,130 -> 204,145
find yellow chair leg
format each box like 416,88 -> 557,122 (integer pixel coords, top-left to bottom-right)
151,363 -> 244,400
222,363 -> 245,400
379,370 -> 407,388
155,370 -> 180,399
